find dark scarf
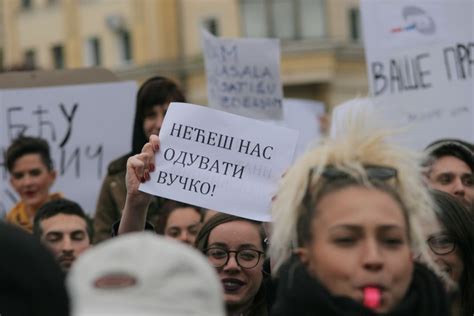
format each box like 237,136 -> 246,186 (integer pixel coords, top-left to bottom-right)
271,257 -> 450,316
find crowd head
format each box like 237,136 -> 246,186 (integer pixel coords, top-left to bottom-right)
196,213 -> 268,316
67,232 -> 224,316
132,76 -> 186,154
270,103 -> 445,314
0,222 -> 69,316
6,136 -> 56,223
428,190 -> 474,314
424,139 -> 474,208
155,200 -> 204,245
33,198 -> 93,272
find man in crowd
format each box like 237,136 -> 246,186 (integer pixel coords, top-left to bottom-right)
424,138 -> 474,208
33,198 -> 93,272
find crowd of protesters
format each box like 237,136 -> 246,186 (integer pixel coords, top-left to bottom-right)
1,76 -> 473,316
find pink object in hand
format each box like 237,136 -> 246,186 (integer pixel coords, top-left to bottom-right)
363,287 -> 381,310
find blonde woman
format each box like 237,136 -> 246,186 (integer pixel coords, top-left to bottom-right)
270,100 -> 450,315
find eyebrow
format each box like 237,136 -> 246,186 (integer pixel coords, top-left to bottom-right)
207,242 -> 260,250
45,231 -> 63,238
328,224 -> 405,233
45,230 -> 85,236
428,230 -> 449,239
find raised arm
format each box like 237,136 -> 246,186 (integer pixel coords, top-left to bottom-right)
118,135 -> 160,235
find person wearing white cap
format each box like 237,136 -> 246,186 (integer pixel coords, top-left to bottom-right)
67,232 -> 225,316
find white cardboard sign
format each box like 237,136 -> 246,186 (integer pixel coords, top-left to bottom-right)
202,29 -> 283,120
266,98 -> 325,158
0,81 -> 137,216
139,102 -> 298,222
361,0 -> 474,149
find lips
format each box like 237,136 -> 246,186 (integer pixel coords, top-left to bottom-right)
23,190 -> 38,199
59,255 -> 75,265
222,278 -> 245,292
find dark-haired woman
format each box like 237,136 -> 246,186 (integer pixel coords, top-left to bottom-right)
426,190 -> 474,316
94,76 -> 185,243
196,213 -> 268,316
156,200 -> 204,245
118,134 -> 270,315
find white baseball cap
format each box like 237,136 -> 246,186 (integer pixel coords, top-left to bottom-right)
67,232 -> 224,316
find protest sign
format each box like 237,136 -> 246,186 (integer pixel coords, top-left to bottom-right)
139,102 -> 298,222
202,29 -> 283,120
0,81 -> 136,216
266,98 -> 325,158
361,0 -> 474,149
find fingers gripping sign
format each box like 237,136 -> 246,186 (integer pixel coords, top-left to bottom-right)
119,135 -> 161,235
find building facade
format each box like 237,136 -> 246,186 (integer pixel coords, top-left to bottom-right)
0,0 -> 368,109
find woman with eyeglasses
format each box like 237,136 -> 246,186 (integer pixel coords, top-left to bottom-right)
269,103 -> 450,316
425,190 -> 474,316
195,213 -> 269,316
119,133 -> 271,315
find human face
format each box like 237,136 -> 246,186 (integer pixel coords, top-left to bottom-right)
298,186 -> 413,313
423,217 -> 464,284
40,214 -> 91,272
10,154 -> 56,212
143,103 -> 169,138
207,221 -> 264,312
427,156 -> 474,207
164,207 -> 201,245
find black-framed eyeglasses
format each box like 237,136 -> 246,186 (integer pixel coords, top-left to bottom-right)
204,247 -> 264,269
427,234 -> 456,255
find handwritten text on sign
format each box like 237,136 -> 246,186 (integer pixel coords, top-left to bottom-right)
202,30 -> 283,120
139,103 -> 298,222
0,82 -> 136,215
361,0 -> 474,148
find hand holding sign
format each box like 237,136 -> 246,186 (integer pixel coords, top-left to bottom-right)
138,102 -> 298,222
118,135 -> 159,235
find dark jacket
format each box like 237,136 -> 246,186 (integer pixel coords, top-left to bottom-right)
93,153 -> 165,243
271,256 -> 450,316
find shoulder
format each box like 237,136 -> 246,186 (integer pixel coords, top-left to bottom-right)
107,153 -> 132,175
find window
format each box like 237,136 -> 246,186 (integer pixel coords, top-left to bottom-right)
272,0 -> 294,39
84,37 -> 101,66
240,0 -> 325,40
349,8 -> 362,42
51,44 -> 64,69
240,0 -> 267,37
24,49 -> 36,68
300,0 -> 325,38
202,17 -> 220,36
118,30 -> 132,64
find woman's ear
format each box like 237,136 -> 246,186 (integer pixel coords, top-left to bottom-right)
294,247 -> 310,265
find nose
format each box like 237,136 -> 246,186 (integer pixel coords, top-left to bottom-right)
22,174 -> 35,186
452,177 -> 465,197
362,239 -> 384,271
61,236 -> 73,253
177,231 -> 190,244
223,253 -> 240,272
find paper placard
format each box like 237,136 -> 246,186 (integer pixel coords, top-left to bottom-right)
202,29 -> 283,120
361,0 -> 474,148
266,98 -> 325,158
0,81 -> 136,216
139,102 -> 298,222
